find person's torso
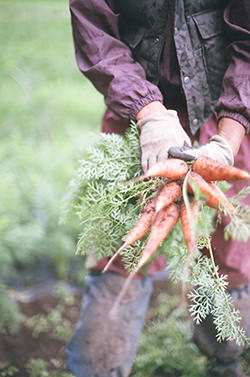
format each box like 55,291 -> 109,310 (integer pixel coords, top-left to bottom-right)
114,0 -> 230,134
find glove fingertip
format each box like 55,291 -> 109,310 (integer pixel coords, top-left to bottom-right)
168,147 -> 195,161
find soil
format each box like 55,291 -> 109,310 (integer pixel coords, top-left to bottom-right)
0,273 -> 172,377
1,274 -> 249,377
0,285 -> 81,376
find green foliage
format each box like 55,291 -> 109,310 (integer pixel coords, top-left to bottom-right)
0,283 -> 23,335
157,219 -> 248,345
131,293 -> 206,377
132,290 -> 249,377
26,358 -> 74,377
0,366 -> 19,377
225,186 -> 250,242
241,346 -> 250,376
24,309 -> 73,343
26,359 -> 48,377
188,253 -> 246,345
0,0 -> 104,333
62,123 -> 159,261
63,123 -> 217,265
22,285 -> 77,376
64,124 -> 250,346
23,283 -> 76,343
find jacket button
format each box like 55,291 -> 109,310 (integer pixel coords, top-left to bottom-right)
184,76 -> 190,84
155,37 -> 160,42
192,118 -> 198,126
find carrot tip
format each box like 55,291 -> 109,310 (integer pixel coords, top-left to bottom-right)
102,244 -> 126,273
109,273 -> 135,318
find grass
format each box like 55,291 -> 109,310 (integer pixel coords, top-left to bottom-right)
0,0 -> 104,147
0,0 -> 105,268
0,0 -> 105,331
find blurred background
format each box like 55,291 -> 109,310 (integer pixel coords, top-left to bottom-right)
0,0 -> 104,375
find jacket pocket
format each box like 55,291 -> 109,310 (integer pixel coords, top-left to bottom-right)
191,8 -> 228,104
192,9 -> 225,39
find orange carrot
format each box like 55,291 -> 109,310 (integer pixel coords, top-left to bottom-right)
102,197 -> 156,273
135,203 -> 179,273
143,158 -> 189,180
180,200 -> 200,255
180,199 -> 200,305
193,156 -> 250,181
206,182 -> 235,215
110,202 -> 180,317
187,172 -> 212,195
155,181 -> 182,214
187,172 -> 235,214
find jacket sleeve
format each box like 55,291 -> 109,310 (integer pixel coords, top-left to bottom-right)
215,0 -> 250,133
69,0 -> 163,120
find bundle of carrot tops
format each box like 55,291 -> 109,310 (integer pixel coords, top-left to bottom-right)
63,123 -> 250,345
103,156 -> 249,276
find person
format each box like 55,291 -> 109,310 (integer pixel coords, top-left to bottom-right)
66,1 -> 250,376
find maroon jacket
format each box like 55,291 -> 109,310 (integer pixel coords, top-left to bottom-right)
69,0 -> 250,132
69,0 -> 250,289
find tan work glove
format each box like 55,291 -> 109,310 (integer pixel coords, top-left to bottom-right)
137,110 -> 191,172
169,134 -> 234,166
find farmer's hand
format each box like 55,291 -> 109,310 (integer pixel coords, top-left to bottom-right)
169,135 -> 234,166
137,103 -> 191,173
169,118 -> 246,166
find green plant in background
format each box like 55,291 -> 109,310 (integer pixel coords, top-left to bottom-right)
131,292 -> 206,377
0,283 -> 23,335
0,365 -> 19,377
132,288 -> 249,377
23,283 -> 76,343
26,358 -> 74,377
241,347 -> 250,376
22,284 -> 77,377
0,0 -> 104,334
26,359 -> 48,377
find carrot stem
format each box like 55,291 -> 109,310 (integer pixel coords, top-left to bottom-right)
205,236 -> 228,304
182,169 -> 192,214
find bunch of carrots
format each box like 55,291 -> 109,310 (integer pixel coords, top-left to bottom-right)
103,156 -> 250,277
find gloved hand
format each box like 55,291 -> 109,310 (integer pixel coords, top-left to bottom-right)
137,109 -> 191,173
169,134 -> 234,166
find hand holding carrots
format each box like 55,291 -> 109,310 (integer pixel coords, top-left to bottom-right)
169,135 -> 234,166
137,109 -> 191,172
104,156 -> 250,274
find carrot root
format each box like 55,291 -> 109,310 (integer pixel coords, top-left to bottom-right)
103,197 -> 156,273
109,272 -> 136,318
144,158 -> 189,180
206,182 -> 235,215
102,243 -> 127,273
193,156 -> 250,181
187,172 -> 235,214
180,200 -> 200,256
155,181 -> 181,214
110,204 -> 180,316
135,203 -> 180,273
